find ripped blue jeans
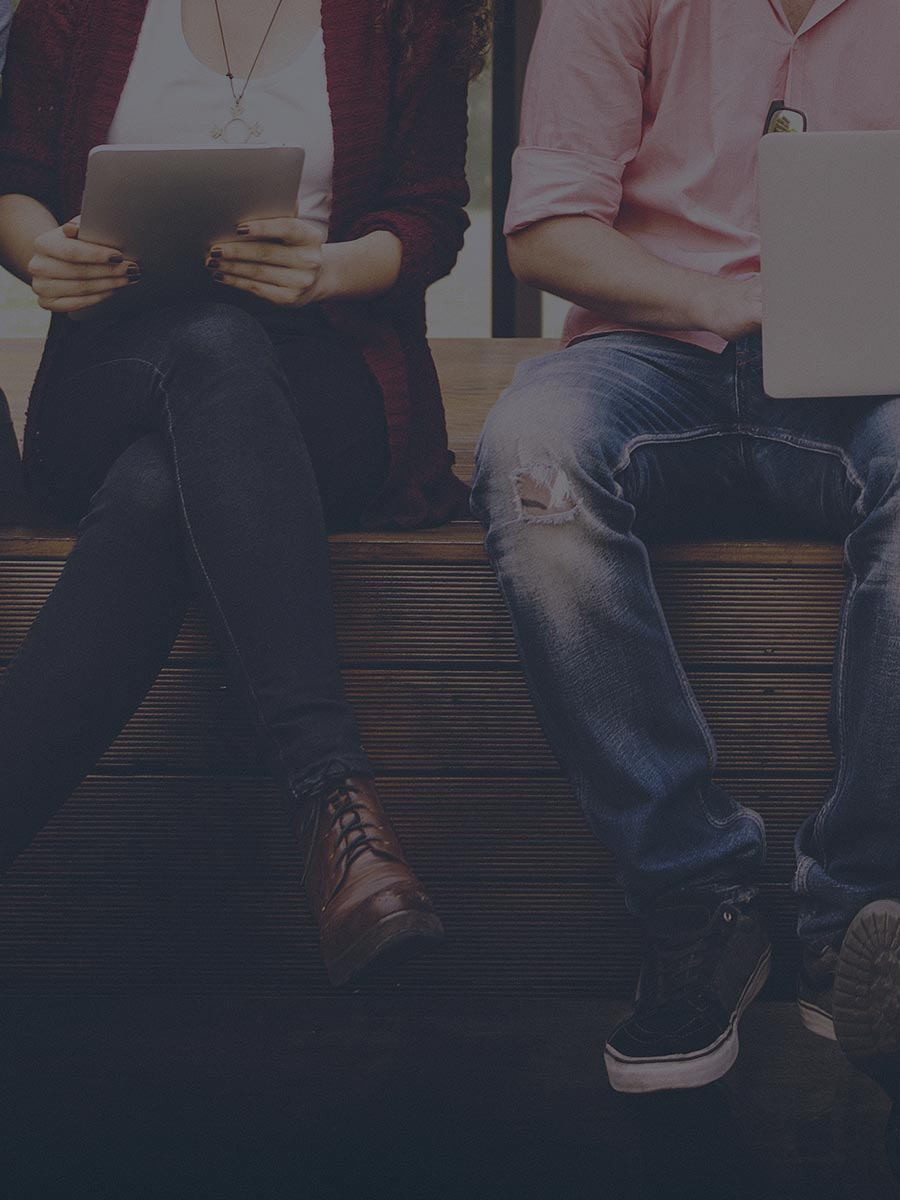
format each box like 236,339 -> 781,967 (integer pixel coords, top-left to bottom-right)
471,331 -> 900,950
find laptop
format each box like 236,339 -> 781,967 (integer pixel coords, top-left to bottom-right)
758,130 -> 900,399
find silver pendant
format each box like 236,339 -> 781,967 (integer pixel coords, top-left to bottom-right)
211,100 -> 263,144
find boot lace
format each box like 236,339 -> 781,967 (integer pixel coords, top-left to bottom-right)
300,782 -> 401,901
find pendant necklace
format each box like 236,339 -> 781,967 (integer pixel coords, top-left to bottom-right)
210,0 -> 287,144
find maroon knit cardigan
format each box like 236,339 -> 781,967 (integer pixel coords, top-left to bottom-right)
0,0 -> 472,527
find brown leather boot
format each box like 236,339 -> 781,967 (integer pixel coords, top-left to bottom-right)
295,776 -> 444,986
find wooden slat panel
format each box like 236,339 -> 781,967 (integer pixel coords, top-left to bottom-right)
46,666 -> 829,776
0,521 -> 847,567
5,775 -> 827,886
0,877 -> 803,998
0,558 -> 845,666
0,659 -> 836,778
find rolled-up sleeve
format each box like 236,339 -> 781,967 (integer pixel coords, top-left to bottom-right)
504,0 -> 649,235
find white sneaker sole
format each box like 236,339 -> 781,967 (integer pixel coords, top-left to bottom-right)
604,945 -> 772,1094
798,997 -> 837,1042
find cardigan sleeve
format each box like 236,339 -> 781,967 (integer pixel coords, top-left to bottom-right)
343,3 -> 471,300
0,0 -> 75,215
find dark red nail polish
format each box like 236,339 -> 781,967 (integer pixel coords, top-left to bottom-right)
108,253 -> 124,264
209,248 -> 222,259
213,271 -> 225,282
235,224 -> 249,235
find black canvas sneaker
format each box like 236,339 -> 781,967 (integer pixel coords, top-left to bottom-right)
604,890 -> 771,1094
833,899 -> 900,1098
797,943 -> 838,1042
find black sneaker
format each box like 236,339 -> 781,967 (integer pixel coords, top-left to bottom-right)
833,899 -> 900,1098
797,943 -> 838,1042
604,890 -> 771,1094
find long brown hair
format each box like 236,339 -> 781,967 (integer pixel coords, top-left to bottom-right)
383,1 -> 493,80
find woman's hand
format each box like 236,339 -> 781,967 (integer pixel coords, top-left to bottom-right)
28,216 -> 140,313
207,218 -> 327,307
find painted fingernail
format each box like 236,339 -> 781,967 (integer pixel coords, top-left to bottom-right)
127,275 -> 141,285
208,247 -> 222,259
108,253 -> 124,264
213,271 -> 225,282
126,265 -> 141,278
235,224 -> 249,235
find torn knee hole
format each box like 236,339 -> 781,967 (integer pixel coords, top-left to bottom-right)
513,465 -> 578,521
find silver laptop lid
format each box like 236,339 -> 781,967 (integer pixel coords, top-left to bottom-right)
759,130 -> 900,399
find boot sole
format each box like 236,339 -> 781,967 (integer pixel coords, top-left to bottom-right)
325,910 -> 445,988
833,899 -> 900,1093
604,944 -> 772,1094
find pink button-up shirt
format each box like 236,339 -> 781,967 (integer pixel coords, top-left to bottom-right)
506,0 -> 900,352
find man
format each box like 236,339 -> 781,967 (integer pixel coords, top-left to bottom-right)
472,0 -> 900,1102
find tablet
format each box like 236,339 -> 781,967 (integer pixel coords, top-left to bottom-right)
70,143 -> 305,322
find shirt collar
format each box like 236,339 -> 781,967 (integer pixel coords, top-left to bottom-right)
769,0 -> 852,37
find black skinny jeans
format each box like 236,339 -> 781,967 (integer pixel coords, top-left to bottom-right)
0,299 -> 390,871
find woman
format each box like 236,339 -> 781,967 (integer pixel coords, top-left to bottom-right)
0,0 -> 490,986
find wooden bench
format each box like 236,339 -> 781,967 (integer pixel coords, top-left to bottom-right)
0,337 -> 843,998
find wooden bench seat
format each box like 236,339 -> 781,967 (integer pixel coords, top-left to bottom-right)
0,337 -> 844,998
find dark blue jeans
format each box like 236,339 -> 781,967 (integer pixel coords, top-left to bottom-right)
472,331 -> 900,951
0,299 -> 389,871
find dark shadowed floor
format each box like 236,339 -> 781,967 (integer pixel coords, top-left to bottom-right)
1,997 -> 897,1200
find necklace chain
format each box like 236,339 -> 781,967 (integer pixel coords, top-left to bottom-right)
209,0 -> 287,141
212,0 -> 288,109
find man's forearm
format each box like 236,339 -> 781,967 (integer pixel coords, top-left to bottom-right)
0,193 -> 58,283
507,216 -> 759,340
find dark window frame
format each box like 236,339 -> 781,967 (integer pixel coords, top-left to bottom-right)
491,0 -> 543,337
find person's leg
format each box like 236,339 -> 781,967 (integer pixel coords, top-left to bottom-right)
6,299 -> 438,982
0,434 -> 191,870
471,333 -> 769,1091
471,334 -> 766,909
790,399 -> 900,951
26,301 -> 375,805
736,333 -> 900,1094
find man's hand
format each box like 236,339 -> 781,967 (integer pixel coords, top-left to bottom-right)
697,274 -> 762,342
207,218 -> 327,307
28,216 -> 140,313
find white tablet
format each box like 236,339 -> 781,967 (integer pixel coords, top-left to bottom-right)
71,143 -> 305,322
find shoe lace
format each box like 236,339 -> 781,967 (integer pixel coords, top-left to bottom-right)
300,782 -> 401,902
641,902 -> 751,1011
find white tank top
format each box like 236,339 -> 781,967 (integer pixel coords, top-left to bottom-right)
106,0 -> 334,237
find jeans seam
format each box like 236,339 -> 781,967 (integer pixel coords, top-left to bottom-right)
48,356 -> 163,395
158,368 -> 304,807
733,356 -> 754,484
611,426 -> 735,480
632,513 -> 720,772
736,428 -> 868,499
613,430 -> 736,773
